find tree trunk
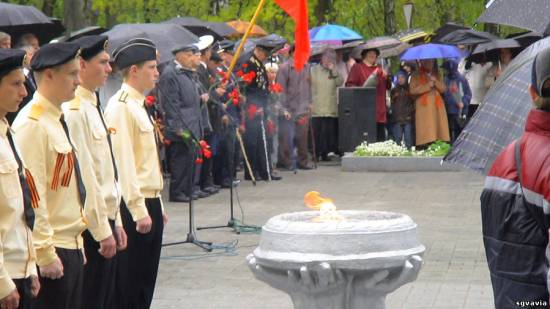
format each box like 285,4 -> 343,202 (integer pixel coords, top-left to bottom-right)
42,0 -> 56,17
64,0 -> 89,33
383,0 -> 395,35
314,0 -> 332,25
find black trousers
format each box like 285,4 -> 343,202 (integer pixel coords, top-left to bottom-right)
199,132 -> 215,189
33,248 -> 84,309
115,198 -> 164,309
447,113 -> 463,144
82,220 -> 117,309
169,141 -> 196,198
311,117 -> 339,160
213,126 -> 238,185
243,117 -> 270,179
13,277 -> 33,309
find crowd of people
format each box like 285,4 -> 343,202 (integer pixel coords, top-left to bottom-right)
0,22 -> 524,309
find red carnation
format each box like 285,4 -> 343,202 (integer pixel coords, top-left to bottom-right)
247,104 -> 258,120
145,95 -> 156,107
296,116 -> 308,126
236,70 -> 244,78
163,139 -> 172,146
195,157 -> 204,164
242,63 -> 249,68
266,119 -> 276,135
269,83 -> 284,94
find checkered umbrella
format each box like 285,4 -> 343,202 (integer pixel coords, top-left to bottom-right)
443,36 -> 550,173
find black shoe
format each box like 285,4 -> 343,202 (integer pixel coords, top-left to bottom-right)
193,190 -> 210,199
170,194 -> 191,203
203,186 -> 219,194
298,164 -> 313,170
264,173 -> 282,181
221,179 -> 239,188
277,166 -> 294,172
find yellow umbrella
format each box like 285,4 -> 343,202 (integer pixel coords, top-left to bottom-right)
226,20 -> 268,38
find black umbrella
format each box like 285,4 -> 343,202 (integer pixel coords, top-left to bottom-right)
103,23 -> 198,63
469,38 -> 520,63
444,36 -> 550,173
438,29 -> 499,46
162,17 -> 225,41
351,36 -> 410,59
52,26 -> 107,42
0,3 -> 65,45
506,31 -> 542,48
477,0 -> 550,36
207,22 -> 237,38
430,22 -> 469,43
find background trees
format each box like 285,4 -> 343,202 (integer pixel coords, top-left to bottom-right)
5,0 -> 488,38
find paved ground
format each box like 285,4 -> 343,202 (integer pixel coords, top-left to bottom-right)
152,164 -> 495,309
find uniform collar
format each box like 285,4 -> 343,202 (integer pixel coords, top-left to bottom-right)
34,92 -> 63,120
0,118 -> 9,137
121,83 -> 146,103
75,86 -> 98,106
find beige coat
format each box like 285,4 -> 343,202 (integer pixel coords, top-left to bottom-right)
410,71 -> 450,146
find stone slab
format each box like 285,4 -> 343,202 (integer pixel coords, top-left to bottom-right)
341,154 -> 464,172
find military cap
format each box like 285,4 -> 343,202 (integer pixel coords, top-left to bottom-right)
0,49 -> 26,76
217,39 -> 235,54
195,35 -> 214,52
31,42 -> 81,71
112,38 -> 157,70
172,43 -> 199,55
73,35 -> 109,61
210,52 -> 222,63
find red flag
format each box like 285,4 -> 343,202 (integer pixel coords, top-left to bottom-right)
275,0 -> 310,71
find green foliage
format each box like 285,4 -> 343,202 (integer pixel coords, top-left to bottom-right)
10,0 -> 489,40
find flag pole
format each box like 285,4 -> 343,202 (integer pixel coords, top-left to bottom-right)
226,0 -> 267,79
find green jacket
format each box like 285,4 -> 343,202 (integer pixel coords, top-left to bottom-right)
311,64 -> 343,118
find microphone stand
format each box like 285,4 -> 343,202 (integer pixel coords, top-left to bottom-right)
156,81 -> 214,251
197,77 -> 262,234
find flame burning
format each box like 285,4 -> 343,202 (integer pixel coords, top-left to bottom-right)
304,191 -> 343,222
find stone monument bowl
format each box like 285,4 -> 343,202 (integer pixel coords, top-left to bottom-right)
247,210 -> 425,309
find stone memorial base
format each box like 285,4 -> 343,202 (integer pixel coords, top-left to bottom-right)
341,153 -> 463,172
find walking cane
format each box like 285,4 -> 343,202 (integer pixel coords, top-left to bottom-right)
236,128 -> 256,186
308,114 -> 318,169
260,117 -> 272,181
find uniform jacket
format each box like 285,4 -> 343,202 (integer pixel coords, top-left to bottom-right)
158,61 -> 203,141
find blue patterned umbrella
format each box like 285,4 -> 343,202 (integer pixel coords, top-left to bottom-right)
309,24 -> 362,43
400,43 -> 466,61
444,36 -> 550,173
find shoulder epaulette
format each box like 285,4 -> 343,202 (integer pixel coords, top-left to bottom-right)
68,96 -> 81,110
118,91 -> 129,104
28,103 -> 44,121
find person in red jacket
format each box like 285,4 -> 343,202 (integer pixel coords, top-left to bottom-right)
345,48 -> 390,141
481,46 -> 550,308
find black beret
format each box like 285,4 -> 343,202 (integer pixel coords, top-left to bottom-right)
0,49 -> 26,76
31,42 -> 81,71
112,38 -> 157,70
73,35 -> 108,61
172,43 -> 199,55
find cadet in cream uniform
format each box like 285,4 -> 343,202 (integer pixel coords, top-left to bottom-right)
12,42 -> 90,309
0,49 -> 40,309
62,35 -> 127,309
104,38 -> 166,309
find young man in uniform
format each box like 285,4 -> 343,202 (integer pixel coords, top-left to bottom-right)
104,38 -> 167,309
0,48 -> 40,309
62,35 -> 127,309
12,42 -> 89,309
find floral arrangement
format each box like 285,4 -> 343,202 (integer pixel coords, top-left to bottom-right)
353,140 -> 451,157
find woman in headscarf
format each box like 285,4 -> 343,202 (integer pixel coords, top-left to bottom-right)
409,59 -> 450,147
